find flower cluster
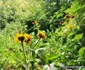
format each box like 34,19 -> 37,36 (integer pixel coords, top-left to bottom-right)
64,14 -> 75,22
64,14 -> 75,19
60,14 -> 75,23
14,33 -> 32,44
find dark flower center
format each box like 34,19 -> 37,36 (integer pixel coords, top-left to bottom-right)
39,34 -> 43,38
18,36 -> 25,42
26,39 -> 30,42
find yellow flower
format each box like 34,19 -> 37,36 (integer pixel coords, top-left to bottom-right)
66,19 -> 70,23
32,20 -> 38,25
60,21 -> 64,25
14,34 -> 25,42
67,25 -> 73,29
24,34 -> 32,44
64,14 -> 70,19
14,33 -> 32,44
70,16 -> 75,19
37,32 -> 46,39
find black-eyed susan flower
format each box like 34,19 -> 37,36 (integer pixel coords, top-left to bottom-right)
24,34 -> 32,44
66,19 -> 70,23
64,14 -> 70,19
60,21 -> 64,25
37,32 -> 46,39
14,33 -> 32,44
14,34 -> 25,42
32,20 -> 38,25
70,16 -> 75,19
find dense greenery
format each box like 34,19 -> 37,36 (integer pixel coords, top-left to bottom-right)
0,0 -> 85,70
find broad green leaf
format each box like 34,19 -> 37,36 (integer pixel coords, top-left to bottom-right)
74,34 -> 83,41
78,47 -> 85,57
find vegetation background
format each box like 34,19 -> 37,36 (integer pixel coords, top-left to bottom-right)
0,0 -> 85,70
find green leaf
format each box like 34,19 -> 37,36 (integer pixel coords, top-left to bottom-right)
74,34 -> 83,41
78,47 -> 85,57
67,32 -> 74,38
79,67 -> 85,70
65,1 -> 81,13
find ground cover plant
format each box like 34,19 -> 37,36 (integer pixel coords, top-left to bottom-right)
0,0 -> 85,70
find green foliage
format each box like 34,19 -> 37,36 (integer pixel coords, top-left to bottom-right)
0,0 -> 85,70
78,47 -> 85,57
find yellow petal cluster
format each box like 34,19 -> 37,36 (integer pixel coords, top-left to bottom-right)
14,33 -> 32,44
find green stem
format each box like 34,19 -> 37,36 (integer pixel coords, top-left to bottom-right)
21,42 -> 28,70
30,60 -> 34,70
30,38 -> 41,70
33,38 -> 40,48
